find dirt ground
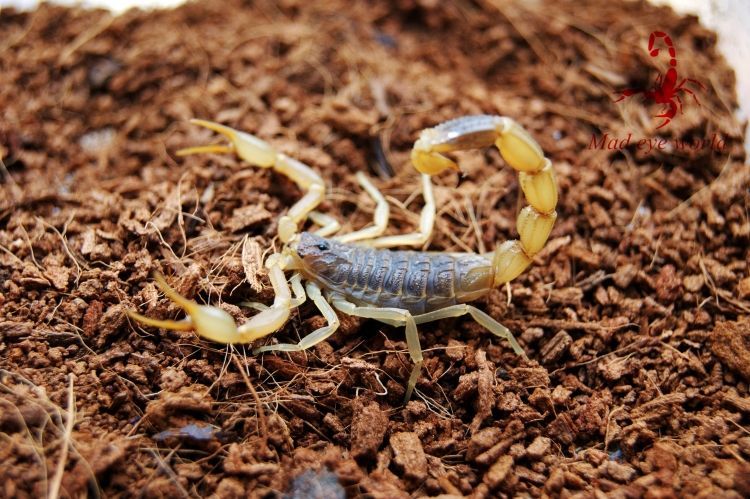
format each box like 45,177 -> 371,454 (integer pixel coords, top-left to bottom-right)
1,0 -> 749,497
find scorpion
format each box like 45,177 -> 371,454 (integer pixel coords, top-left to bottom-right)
614,30 -> 705,129
127,115 -> 558,401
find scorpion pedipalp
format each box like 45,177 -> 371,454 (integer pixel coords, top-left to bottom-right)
127,267 -> 294,344
126,273 -> 239,342
179,119 -> 325,243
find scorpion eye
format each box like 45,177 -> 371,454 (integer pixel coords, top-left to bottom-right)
316,242 -> 330,251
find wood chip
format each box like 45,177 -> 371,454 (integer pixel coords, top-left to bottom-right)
241,236 -> 265,293
483,455 -> 514,489
390,432 -> 428,482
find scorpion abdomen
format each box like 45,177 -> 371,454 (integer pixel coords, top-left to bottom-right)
295,233 -> 495,315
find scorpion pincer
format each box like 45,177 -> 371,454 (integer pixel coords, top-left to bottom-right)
127,115 -> 558,401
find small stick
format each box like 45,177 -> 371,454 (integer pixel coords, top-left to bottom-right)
49,374 -> 76,499
231,354 -> 269,450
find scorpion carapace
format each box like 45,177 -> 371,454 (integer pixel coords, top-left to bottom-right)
614,30 -> 706,129
127,114 -> 559,401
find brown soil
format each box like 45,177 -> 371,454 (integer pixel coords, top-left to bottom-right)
1,0 -> 749,497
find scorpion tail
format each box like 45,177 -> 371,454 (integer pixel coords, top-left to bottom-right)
408,115 -> 558,287
648,31 -> 676,67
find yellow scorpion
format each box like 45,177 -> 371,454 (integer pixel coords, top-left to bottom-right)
128,115 -> 558,401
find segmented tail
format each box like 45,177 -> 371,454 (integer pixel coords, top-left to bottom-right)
648,31 -> 677,68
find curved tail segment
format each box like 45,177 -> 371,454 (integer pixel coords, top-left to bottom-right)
411,115 -> 558,287
648,31 -> 677,67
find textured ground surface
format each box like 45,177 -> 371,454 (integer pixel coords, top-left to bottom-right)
1,0 -> 749,497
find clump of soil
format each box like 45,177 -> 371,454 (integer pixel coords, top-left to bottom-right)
1,0 -> 749,497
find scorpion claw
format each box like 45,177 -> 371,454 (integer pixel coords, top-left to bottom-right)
125,309 -> 195,332
178,119 -> 325,244
179,119 -> 277,167
128,267 -> 294,345
127,273 -> 241,343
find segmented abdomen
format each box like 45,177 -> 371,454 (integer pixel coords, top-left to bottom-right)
297,233 -> 494,315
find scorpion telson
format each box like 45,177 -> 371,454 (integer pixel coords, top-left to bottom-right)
127,115 -> 559,402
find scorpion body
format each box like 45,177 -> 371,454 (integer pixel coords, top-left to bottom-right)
295,232 -> 495,315
128,114 -> 558,401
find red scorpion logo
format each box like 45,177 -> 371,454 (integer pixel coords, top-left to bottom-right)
614,31 -> 705,129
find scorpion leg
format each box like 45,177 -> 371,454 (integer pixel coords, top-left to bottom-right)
253,281 -> 340,354
366,173 -> 436,248
178,119 -> 325,243
309,211 -> 341,238
331,300 -> 423,402
674,94 -> 684,114
334,172 -> 390,243
414,304 -> 527,360
337,171 -> 436,248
